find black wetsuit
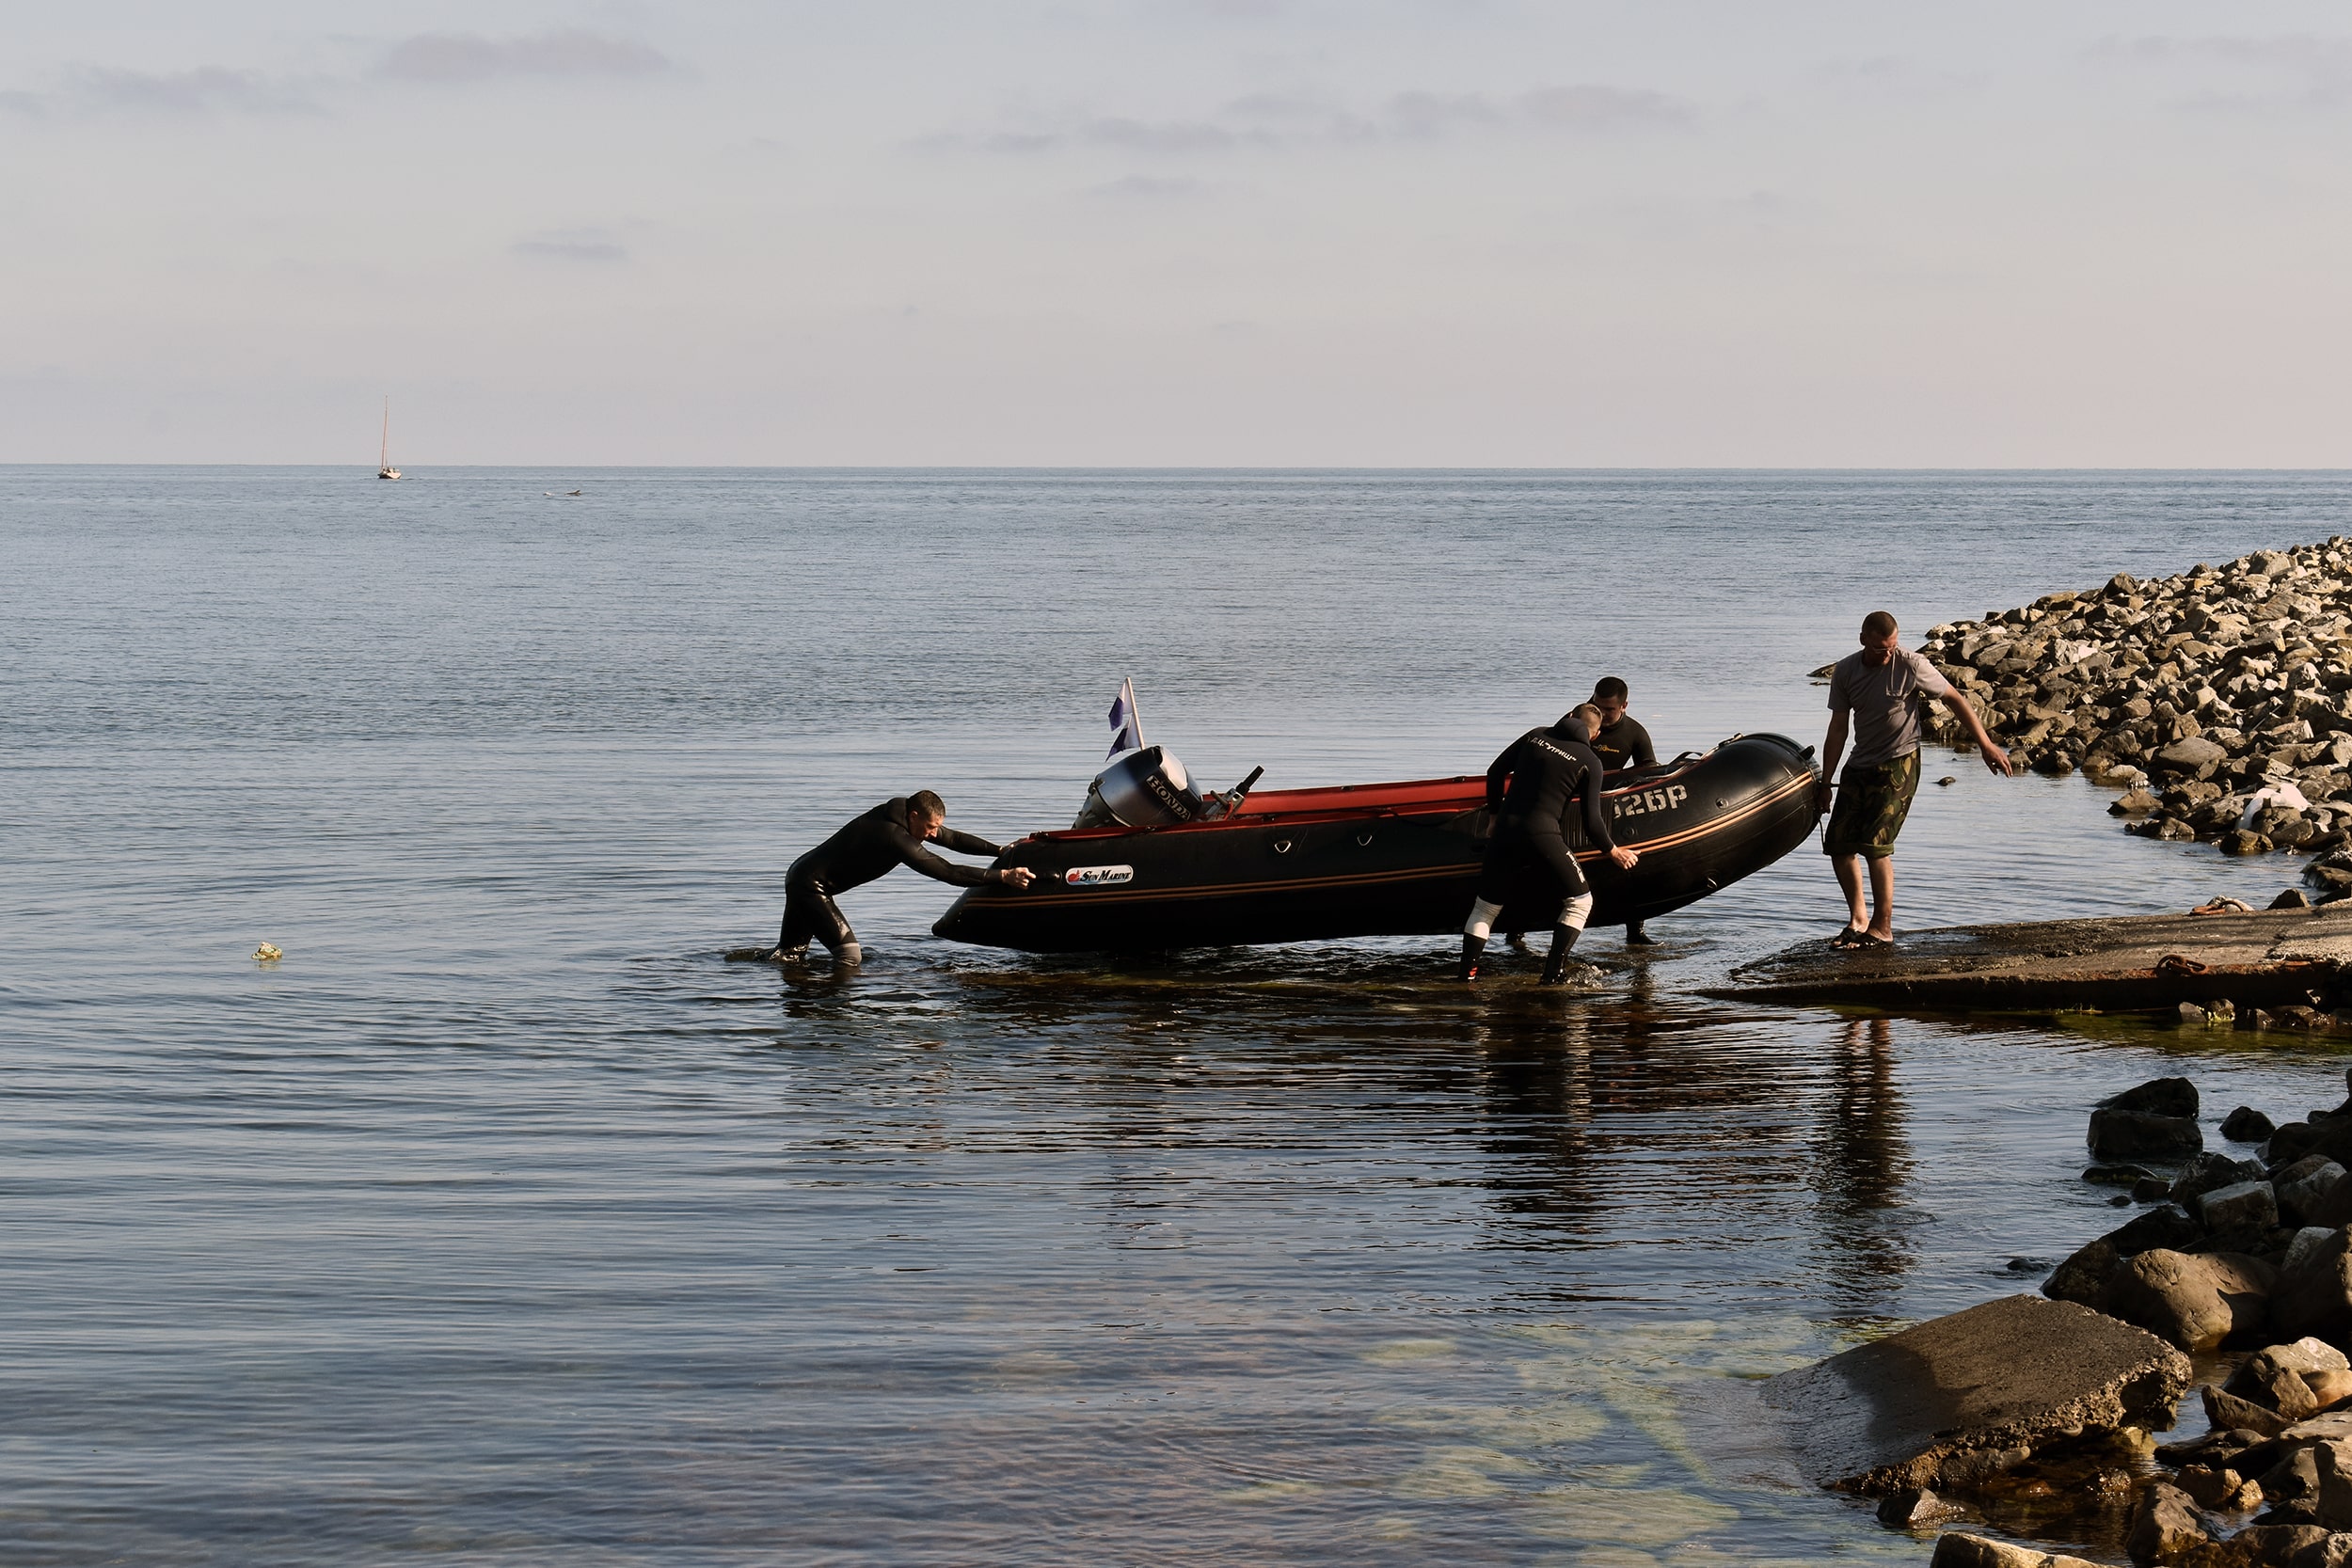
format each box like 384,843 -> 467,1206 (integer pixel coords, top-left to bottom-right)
1589,715 -> 1656,774
779,798 -> 1003,956
1477,722 -> 1618,913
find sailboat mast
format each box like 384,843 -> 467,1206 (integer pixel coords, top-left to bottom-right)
381,397 -> 389,467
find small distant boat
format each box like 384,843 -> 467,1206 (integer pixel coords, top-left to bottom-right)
376,397 -> 401,480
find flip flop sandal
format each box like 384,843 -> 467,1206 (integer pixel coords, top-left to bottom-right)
1830,927 -> 1869,947
1850,931 -> 1893,949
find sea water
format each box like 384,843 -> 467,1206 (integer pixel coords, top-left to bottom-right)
6,467 -> 2352,1565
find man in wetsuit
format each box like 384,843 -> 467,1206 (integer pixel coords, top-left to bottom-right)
771,790 -> 1035,965
1587,676 -> 1661,947
1461,713 -> 1640,986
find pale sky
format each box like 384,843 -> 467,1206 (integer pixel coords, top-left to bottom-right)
6,2 -> 2350,466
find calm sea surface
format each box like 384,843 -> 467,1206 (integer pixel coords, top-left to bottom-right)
8,467 -> 2352,1566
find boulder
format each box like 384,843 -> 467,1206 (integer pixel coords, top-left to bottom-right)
1930,1533 -> 2102,1568
2315,1439 -> 2352,1529
1762,1295 -> 2190,1495
2106,1249 -> 2277,1351
2089,1163 -> 2160,1188
2205,1382 -> 2295,1437
2224,829 -> 2279,856
2303,1171 -> 2352,1232
2043,1239 -> 2124,1307
2157,736 -> 2231,777
2094,1108 -> 2205,1160
1879,1486 -> 1969,1527
2110,1204 -> 2206,1256
2229,1523 -> 2336,1566
2228,1106 -> 2282,1142
2200,1180 -> 2282,1233
2276,1228 -> 2352,1341
2278,1161 -> 2348,1227
2286,1227 -> 2343,1275
2228,1338 -> 2352,1420
2176,1152 -> 2269,1205
2110,1077 -> 2202,1117
2125,1481 -> 2215,1564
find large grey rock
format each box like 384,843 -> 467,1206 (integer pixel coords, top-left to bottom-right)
2110,1077 -> 2202,1117
2204,1382 -> 2293,1437
2228,1338 -> 2352,1419
2279,1160 -> 2349,1227
1879,1487 -> 1969,1527
2125,1481 -> 2214,1564
2200,1179 -> 2282,1232
2155,736 -> 2230,777
2174,1151 -> 2268,1205
2305,1169 -> 2352,1231
1762,1294 -> 2191,1495
2092,1107 -> 2204,1160
2316,1439 -> 2352,1528
2043,1239 -> 2123,1307
1930,1533 -> 2101,1568
2105,1249 -> 2277,1351
2278,1228 -> 2352,1341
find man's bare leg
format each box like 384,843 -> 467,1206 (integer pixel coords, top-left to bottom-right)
1866,855 -> 1895,941
1833,853 -> 1868,933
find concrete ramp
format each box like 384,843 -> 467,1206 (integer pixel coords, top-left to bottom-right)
1715,905 -> 2352,1013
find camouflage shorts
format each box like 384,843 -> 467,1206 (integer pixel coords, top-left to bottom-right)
1823,750 -> 1923,860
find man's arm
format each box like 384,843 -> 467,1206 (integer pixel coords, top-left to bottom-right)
1630,720 -> 1657,768
932,826 -> 1003,857
1575,750 -> 1640,869
884,823 -> 1026,887
1485,739 -> 1519,814
1816,710 -> 1849,814
1939,688 -> 2014,776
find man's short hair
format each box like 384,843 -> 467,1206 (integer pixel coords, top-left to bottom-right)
908,789 -> 946,819
1591,676 -> 1629,703
1571,703 -> 1604,731
1860,610 -> 1899,641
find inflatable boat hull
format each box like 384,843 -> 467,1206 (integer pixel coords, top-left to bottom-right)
933,733 -> 1820,954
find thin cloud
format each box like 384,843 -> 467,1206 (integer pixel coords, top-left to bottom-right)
1082,174 -> 1209,200
376,30 -> 672,84
513,230 -> 628,262
922,82 -> 1691,157
2,65 -> 321,118
2086,34 -> 2352,109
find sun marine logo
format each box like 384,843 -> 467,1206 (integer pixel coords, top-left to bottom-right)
1064,864 -> 1136,887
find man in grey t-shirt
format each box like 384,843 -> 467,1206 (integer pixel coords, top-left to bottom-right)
1818,610 -> 2010,947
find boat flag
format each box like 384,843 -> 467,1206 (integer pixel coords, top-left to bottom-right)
1106,678 -> 1144,758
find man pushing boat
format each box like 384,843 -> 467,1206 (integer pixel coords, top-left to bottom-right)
767,791 -> 1035,965
1461,710 -> 1639,986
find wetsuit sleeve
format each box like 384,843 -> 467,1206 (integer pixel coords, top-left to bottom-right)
882,822 -> 997,887
932,827 -> 1003,858
1486,740 -> 1519,814
1630,719 -> 1657,768
1572,745 -> 1617,852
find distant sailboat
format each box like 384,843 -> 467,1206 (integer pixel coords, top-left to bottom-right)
377,397 -> 402,480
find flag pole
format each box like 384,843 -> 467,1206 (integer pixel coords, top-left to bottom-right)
1126,676 -> 1145,747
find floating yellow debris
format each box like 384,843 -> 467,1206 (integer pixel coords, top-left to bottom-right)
253,942 -> 282,963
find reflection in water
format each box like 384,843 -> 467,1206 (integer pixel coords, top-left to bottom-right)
1812,1017 -> 1917,1321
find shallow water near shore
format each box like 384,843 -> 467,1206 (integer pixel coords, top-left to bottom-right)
8,467 -> 2352,1564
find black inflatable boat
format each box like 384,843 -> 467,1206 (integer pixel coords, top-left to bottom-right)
933,734 -> 1821,954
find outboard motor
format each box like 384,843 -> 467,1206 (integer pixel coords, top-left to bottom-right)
1073,746 -> 1208,829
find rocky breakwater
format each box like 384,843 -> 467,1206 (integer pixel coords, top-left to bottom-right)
1778,1066 -> 2352,1566
1906,540 -> 2352,864
2029,1070 -> 2352,1564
